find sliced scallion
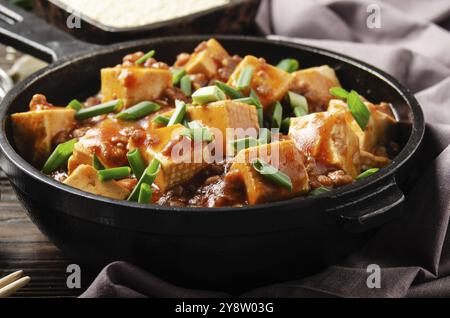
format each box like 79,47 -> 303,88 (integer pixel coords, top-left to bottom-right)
75,99 -> 123,121
271,102 -> 283,129
192,86 -> 226,104
42,139 -> 77,174
276,58 -> 299,73
288,91 -> 308,117
347,90 -> 371,131
252,159 -> 293,192
236,66 -> 254,90
93,153 -> 105,171
116,101 -> 160,121
215,81 -> 243,99
138,183 -> 153,204
329,87 -> 350,100
229,137 -> 260,151
258,128 -> 271,144
127,149 -> 146,180
98,167 -> 131,182
135,50 -> 155,65
180,75 -> 192,97
67,99 -> 84,111
128,159 -> 160,202
171,68 -> 186,85
168,100 -> 187,126
153,115 -> 170,126
181,127 -> 214,143
356,168 -> 380,181
250,89 -> 264,128
311,186 -> 331,196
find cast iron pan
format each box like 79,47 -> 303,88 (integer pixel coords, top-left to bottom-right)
0,1 -> 424,292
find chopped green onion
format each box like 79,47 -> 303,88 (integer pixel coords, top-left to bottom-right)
192,86 -> 226,104
271,102 -> 283,129
153,115 -> 170,126
127,149 -> 146,179
75,99 -> 123,121
233,97 -> 258,105
93,153 -> 105,171
128,159 -> 160,202
311,187 -> 331,196
258,128 -> 271,144
230,137 -> 260,151
215,81 -> 243,99
116,101 -> 160,121
67,99 -> 84,111
98,167 -> 131,182
281,118 -> 291,135
181,127 -> 214,142
171,68 -> 186,85
277,58 -> 300,73
252,159 -> 293,192
135,50 -> 155,65
250,89 -> 264,128
329,87 -> 350,100
288,91 -> 308,117
42,139 -> 77,174
236,66 -> 254,90
138,183 -> 153,204
168,100 -> 187,126
356,168 -> 380,181
347,90 -> 371,131
180,75 -> 192,97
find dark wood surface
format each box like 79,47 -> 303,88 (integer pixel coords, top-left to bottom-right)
0,44 -> 83,298
0,170 -> 82,297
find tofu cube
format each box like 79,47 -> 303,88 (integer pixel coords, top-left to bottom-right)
67,119 -> 125,174
130,124 -> 208,192
290,65 -> 341,113
187,100 -> 260,151
64,164 -> 130,200
226,140 -> 310,205
101,66 -> 172,107
328,99 -> 397,153
11,108 -> 76,166
185,39 -> 230,78
289,111 -> 361,178
227,56 -> 291,108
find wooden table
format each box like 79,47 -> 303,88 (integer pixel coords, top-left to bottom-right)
0,171 -> 83,297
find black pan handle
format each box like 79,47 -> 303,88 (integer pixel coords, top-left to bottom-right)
325,175 -> 405,233
0,0 -> 97,62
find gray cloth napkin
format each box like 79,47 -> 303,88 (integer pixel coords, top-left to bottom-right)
81,0 -> 450,298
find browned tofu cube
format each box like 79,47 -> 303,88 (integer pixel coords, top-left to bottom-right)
289,111 -> 361,178
11,108 -> 76,166
64,165 -> 130,200
226,140 -> 310,205
101,66 -> 172,107
129,124 -> 209,192
67,119 -> 130,174
328,99 -> 397,153
187,100 -> 260,152
290,65 -> 341,113
185,38 -> 230,78
227,55 -> 291,109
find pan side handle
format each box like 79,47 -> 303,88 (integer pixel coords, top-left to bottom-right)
0,0 -> 95,62
324,175 -> 405,233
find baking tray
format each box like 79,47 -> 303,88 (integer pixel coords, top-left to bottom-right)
33,0 -> 262,44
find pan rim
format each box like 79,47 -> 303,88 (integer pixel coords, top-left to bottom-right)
0,35 -> 425,216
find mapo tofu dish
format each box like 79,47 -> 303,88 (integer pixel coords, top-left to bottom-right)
10,39 -> 399,207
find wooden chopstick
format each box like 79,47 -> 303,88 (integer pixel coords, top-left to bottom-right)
0,271 -> 31,298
